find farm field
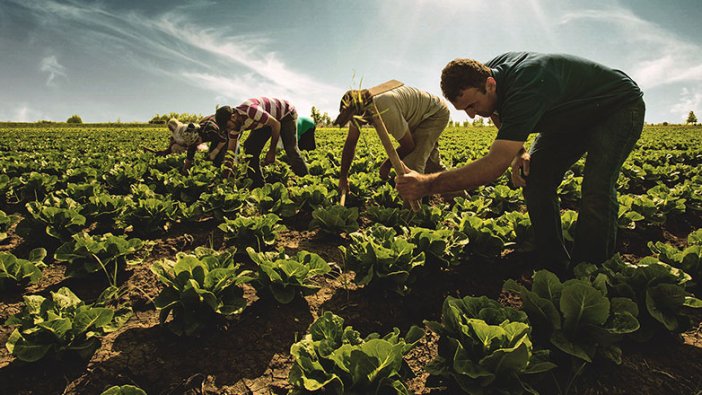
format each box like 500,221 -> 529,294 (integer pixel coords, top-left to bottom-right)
0,123 -> 701,394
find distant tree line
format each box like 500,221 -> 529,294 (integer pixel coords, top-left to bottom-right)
149,112 -> 203,124
310,106 -> 333,127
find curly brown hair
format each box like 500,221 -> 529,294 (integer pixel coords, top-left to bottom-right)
440,58 -> 492,101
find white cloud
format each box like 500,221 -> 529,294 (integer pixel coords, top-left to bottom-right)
670,87 -> 702,122
40,55 -> 66,86
559,8 -> 702,90
12,0 -> 341,116
13,104 -> 42,122
153,15 -> 340,99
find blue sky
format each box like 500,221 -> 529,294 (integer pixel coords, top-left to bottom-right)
1,0 -> 701,124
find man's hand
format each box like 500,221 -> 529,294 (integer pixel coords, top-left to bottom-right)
379,159 -> 392,179
395,170 -> 431,201
510,149 -> 530,187
264,149 -> 276,165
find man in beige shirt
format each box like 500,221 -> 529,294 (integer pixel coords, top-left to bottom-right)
333,84 -> 450,194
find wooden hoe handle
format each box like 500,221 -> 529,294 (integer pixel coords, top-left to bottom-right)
370,103 -> 421,212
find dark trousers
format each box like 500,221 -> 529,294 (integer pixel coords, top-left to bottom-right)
242,113 -> 309,187
298,126 -> 316,151
523,98 -> 645,271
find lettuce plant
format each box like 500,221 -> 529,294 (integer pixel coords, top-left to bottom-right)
451,196 -> 493,219
5,287 -> 132,362
575,255 -> 702,341
119,197 -> 178,236
408,203 -> 446,229
617,195 -> 645,230
504,211 -> 536,253
480,184 -> 522,215
0,174 -> 12,205
371,183 -> 404,208
290,183 -> 335,212
83,192 -> 129,224
408,226 -> 468,267
365,206 -> 412,229
168,171 -> 211,204
310,205 -> 360,236
151,251 -> 254,335
448,213 -> 514,258
20,196 -> 87,240
246,182 -> 297,217
504,270 -> 640,365
425,296 -> 555,394
648,229 -> 702,284
0,209 -> 19,241
198,184 -> 246,221
288,311 -> 423,395
218,213 -> 285,250
246,247 -> 331,304
102,162 -> 148,195
15,171 -> 58,202
62,182 -> 102,204
54,232 -> 143,278
340,224 -> 425,294
0,248 -> 46,290
100,385 -> 147,395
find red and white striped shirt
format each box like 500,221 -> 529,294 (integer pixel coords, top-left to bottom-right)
232,97 -> 296,137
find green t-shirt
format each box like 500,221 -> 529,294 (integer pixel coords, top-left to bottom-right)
487,52 -> 643,141
296,116 -> 315,140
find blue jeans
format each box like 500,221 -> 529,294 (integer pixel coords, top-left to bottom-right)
523,97 -> 645,270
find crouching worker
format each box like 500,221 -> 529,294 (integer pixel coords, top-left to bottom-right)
147,118 -> 228,174
333,83 -> 450,196
297,115 -> 317,151
215,98 -> 309,187
275,115 -> 317,151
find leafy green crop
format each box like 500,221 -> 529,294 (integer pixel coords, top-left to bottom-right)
310,205 -> 360,236
290,183 -> 335,212
575,255 -> 702,341
340,224 -> 425,294
198,184 -> 245,221
151,250 -> 254,335
54,232 -> 143,278
100,385 -> 147,395
448,213 -> 514,258
365,206 -> 412,229
288,311 -> 423,394
15,171 -> 58,202
19,196 -> 87,240
218,213 -> 285,250
425,296 -> 555,394
119,197 -> 178,236
246,182 -> 297,217
0,209 -> 19,241
408,226 -> 468,267
648,229 -> 702,285
504,270 -> 640,365
246,247 -> 331,304
0,248 -> 46,290
5,287 -> 132,362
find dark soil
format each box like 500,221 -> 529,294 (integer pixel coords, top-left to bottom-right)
0,213 -> 701,395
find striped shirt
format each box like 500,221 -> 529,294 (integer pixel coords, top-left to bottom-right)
232,97 -> 296,138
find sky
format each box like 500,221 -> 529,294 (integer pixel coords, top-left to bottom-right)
1,0 -> 701,124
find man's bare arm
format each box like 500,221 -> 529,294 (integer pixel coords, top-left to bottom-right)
395,139 -> 524,200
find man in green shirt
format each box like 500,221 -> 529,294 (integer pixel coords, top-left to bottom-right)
395,52 -> 645,272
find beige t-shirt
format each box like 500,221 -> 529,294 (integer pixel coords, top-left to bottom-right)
372,85 -> 447,140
